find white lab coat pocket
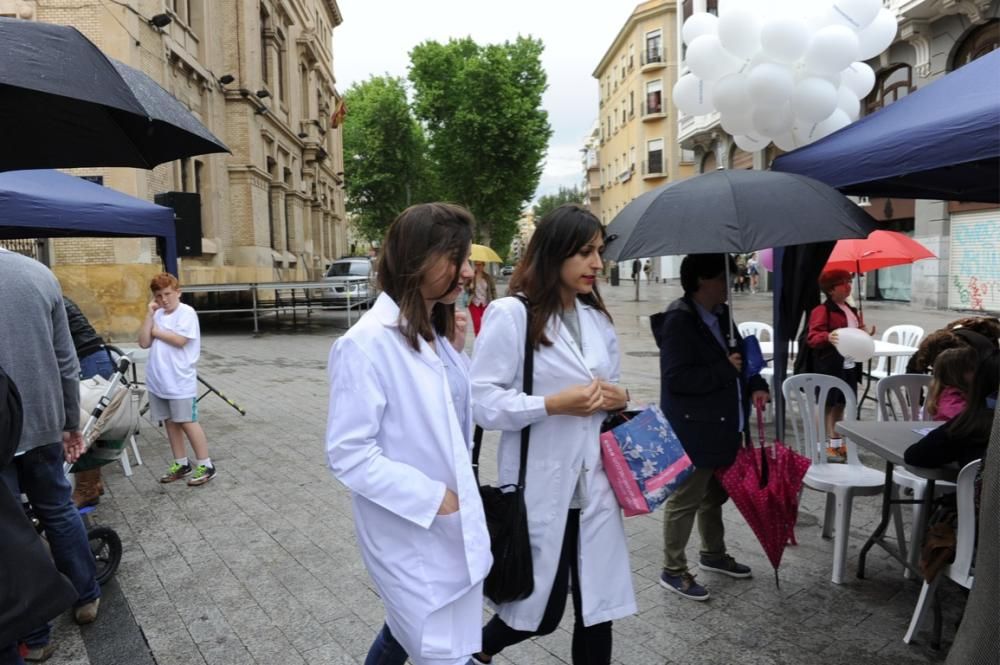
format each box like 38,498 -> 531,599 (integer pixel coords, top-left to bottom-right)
421,509 -> 471,606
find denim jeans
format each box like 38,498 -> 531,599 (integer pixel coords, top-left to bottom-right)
79,349 -> 115,381
2,443 -> 100,647
364,624 -> 408,665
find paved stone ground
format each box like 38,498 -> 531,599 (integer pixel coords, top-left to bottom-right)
44,280 -> 974,665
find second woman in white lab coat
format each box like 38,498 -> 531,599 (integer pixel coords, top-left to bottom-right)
470,204 -> 636,665
325,203 -> 491,665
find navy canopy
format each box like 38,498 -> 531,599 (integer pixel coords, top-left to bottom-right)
772,50 -> 1000,203
0,169 -> 177,274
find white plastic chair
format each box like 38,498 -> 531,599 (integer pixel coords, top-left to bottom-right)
782,373 -> 887,584
739,321 -> 775,419
738,321 -> 773,342
876,374 -> 956,578
870,325 -> 924,380
903,458 -> 980,647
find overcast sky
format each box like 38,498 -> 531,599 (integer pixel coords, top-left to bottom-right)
333,0 -> 638,202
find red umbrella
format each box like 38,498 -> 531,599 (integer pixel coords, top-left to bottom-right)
715,411 -> 811,586
826,230 -> 936,273
824,230 -> 935,316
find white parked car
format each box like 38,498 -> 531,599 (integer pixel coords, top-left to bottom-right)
323,257 -> 376,306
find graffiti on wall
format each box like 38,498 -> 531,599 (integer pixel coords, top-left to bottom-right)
949,214 -> 1000,312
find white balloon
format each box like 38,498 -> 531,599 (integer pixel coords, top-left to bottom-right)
804,25 -> 860,75
752,102 -> 793,137
712,73 -> 752,116
856,8 -> 898,60
672,74 -> 715,116
773,131 -> 799,151
686,34 -> 744,81
733,133 -> 770,152
683,12 -> 719,46
840,61 -> 876,98
792,77 -> 839,122
721,109 -> 756,136
747,63 -> 796,107
832,327 -> 875,362
718,7 -> 762,59
826,0 -> 881,32
837,85 -> 860,120
760,17 -> 812,63
814,107 -> 852,139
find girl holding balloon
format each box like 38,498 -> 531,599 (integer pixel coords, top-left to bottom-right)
806,269 -> 875,462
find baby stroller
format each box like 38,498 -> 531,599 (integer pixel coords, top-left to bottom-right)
23,354 -> 141,585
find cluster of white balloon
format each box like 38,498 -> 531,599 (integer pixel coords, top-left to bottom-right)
672,0 -> 897,152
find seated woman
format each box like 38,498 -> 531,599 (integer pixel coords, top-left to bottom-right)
905,353 -> 999,469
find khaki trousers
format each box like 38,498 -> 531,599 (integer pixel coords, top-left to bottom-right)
662,466 -> 729,574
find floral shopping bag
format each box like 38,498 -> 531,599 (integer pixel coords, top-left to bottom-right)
600,405 -> 694,517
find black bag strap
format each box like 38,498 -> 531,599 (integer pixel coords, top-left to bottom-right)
473,297 -> 533,488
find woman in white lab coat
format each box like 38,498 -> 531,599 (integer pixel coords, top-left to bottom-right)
325,203 -> 492,665
470,204 -> 636,665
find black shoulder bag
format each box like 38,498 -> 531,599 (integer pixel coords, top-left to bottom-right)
472,298 -> 534,604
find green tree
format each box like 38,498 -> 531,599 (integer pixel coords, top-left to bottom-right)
342,76 -> 431,241
409,36 -> 552,252
532,186 -> 584,221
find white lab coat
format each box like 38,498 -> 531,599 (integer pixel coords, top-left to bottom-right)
470,296 -> 637,631
325,293 -> 492,664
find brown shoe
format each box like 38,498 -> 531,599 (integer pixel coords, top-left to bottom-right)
74,598 -> 100,625
72,468 -> 102,508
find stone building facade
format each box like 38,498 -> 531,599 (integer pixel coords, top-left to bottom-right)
0,0 -> 346,336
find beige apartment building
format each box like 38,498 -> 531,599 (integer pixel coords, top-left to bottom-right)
592,0 -> 693,280
1,0 -> 346,336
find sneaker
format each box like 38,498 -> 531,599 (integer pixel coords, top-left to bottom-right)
187,464 -> 217,486
699,554 -> 752,579
23,644 -> 57,662
825,446 -> 846,463
159,462 -> 192,483
659,570 -> 710,601
74,598 -> 100,625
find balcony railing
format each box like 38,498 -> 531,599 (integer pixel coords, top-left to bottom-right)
642,157 -> 665,177
641,46 -> 664,67
642,99 -> 666,118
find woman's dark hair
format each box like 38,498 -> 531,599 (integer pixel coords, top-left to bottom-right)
947,352 -> 999,443
679,253 -> 737,295
926,346 -> 978,418
509,204 -> 610,348
818,269 -> 853,296
377,203 -> 473,351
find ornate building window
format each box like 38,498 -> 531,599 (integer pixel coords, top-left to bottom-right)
951,19 -> 999,69
864,64 -> 913,115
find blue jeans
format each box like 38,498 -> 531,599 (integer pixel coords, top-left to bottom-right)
2,443 -> 100,647
79,349 -> 114,381
365,624 -> 408,665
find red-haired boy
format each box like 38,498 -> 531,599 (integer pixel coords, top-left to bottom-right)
139,273 -> 216,485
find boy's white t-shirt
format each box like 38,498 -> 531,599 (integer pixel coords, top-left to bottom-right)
146,303 -> 201,399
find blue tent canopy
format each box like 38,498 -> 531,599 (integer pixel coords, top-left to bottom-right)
0,169 -> 177,274
772,50 -> 1000,203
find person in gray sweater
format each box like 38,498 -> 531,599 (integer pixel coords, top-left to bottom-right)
0,249 -> 101,661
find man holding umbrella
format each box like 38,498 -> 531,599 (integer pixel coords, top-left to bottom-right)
651,254 -> 769,601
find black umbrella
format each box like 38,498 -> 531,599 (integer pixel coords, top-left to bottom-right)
0,17 -> 228,171
603,169 -> 877,262
604,168 -> 876,348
